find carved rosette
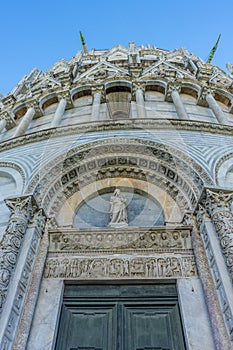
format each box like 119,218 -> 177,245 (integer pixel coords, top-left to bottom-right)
205,189 -> 233,281
0,196 -> 34,314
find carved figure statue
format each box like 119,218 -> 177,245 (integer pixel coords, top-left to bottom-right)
109,189 -> 128,228
226,62 -> 233,75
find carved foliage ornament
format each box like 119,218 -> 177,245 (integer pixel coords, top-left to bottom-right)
0,196 -> 34,314
205,189 -> 233,281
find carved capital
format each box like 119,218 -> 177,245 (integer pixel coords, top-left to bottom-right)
0,195 -> 39,314
205,189 -> 233,216
197,86 -> 214,107
57,89 -> 73,108
91,85 -> 104,103
0,110 -> 16,130
201,189 -> 233,281
165,83 -> 181,102
25,99 -> 43,118
5,196 -> 35,224
92,85 -> 104,95
132,81 -> 146,94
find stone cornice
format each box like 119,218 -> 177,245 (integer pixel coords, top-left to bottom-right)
0,119 -> 233,154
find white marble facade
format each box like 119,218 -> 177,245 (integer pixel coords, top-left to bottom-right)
0,43 -> 233,349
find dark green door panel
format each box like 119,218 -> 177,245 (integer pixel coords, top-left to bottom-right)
56,305 -> 117,350
55,284 -> 186,350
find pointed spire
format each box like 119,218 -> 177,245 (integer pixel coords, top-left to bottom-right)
206,34 -> 221,64
79,31 -> 88,54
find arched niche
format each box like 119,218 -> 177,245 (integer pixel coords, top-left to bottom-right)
73,188 -> 164,228
56,178 -> 182,227
180,86 -> 198,106
72,88 -> 92,108
105,82 -> 132,119
145,84 -> 166,102
215,91 -> 232,112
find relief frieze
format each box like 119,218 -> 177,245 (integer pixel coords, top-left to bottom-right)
44,255 -> 197,279
49,227 -> 192,253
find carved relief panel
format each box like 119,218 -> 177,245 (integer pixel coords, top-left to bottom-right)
45,226 -> 197,280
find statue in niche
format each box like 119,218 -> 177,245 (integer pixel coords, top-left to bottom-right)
109,189 -> 128,228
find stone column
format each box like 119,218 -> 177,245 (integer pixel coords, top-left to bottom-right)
135,88 -> 146,118
0,196 -> 34,315
12,211 -> 48,350
14,107 -> 35,137
0,119 -> 6,133
198,188 -> 233,346
50,98 -> 67,128
206,93 -> 225,124
183,212 -> 231,350
204,189 -> 233,280
167,85 -> 188,119
91,91 -> 101,121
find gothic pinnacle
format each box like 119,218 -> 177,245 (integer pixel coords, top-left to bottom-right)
79,31 -> 88,54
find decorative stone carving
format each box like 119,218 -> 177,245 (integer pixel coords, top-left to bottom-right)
57,89 -> 73,108
165,83 -> 181,102
197,86 -> 214,107
12,212 -> 48,350
0,196 -> 34,314
49,227 -> 192,253
0,207 -> 47,350
44,255 -> 197,279
27,139 -> 211,215
25,99 -> 43,118
204,189 -> 233,281
0,110 -> 16,130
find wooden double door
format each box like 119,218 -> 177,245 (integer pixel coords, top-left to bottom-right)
55,284 -> 186,350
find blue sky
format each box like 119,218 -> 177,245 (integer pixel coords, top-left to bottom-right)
0,0 -> 232,95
